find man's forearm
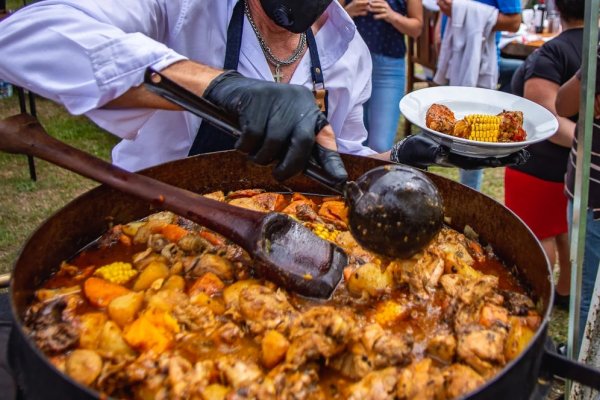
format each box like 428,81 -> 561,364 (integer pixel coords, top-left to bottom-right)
494,13 -> 521,32
104,60 -> 223,110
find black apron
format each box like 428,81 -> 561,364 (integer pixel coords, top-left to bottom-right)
188,0 -> 328,156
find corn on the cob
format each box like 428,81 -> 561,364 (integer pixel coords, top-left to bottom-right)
311,223 -> 340,242
464,114 -> 501,142
94,262 -> 138,285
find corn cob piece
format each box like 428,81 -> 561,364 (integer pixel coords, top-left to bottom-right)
311,223 -> 340,242
464,114 -> 502,142
94,262 -> 138,285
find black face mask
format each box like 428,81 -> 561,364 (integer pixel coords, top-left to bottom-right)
259,0 -> 333,33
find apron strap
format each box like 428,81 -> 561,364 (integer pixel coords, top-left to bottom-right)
189,0 -> 328,156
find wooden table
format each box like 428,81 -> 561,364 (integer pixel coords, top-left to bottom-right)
501,33 -> 557,60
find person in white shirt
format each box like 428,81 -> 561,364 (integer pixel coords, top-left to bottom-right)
0,0 -> 527,180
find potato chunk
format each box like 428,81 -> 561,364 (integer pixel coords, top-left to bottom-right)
65,349 -> 103,386
261,330 -> 290,368
133,261 -> 169,291
347,263 -> 393,297
108,292 -> 144,328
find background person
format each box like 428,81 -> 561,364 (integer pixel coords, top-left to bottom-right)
506,0 -> 588,306
556,44 -> 600,335
341,0 -> 423,152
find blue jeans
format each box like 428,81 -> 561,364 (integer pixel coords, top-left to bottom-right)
459,169 -> 483,190
567,200 -> 600,336
365,53 -> 406,152
498,57 -> 524,94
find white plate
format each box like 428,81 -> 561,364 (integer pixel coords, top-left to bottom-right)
400,86 -> 558,158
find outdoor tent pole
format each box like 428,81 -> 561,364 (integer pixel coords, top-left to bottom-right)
566,0 -> 598,396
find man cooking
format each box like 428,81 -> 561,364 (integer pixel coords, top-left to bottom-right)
0,0 -> 525,181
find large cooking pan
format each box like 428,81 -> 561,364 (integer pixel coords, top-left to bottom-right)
4,150 -> 600,399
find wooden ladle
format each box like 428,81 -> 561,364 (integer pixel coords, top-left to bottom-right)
0,114 -> 347,298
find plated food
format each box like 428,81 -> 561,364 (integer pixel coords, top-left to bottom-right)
25,189 -> 541,400
426,104 -> 527,143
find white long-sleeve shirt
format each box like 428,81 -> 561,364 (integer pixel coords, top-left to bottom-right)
0,0 -> 375,171
434,0 -> 499,89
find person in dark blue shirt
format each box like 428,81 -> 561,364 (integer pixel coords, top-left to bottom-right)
341,0 -> 423,152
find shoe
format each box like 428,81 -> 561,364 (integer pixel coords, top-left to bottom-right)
554,292 -> 570,310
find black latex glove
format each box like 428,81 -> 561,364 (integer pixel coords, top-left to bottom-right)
204,70 -> 347,182
390,134 -> 530,169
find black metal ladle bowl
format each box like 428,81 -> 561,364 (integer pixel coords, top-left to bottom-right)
345,164 -> 444,259
144,69 -> 445,259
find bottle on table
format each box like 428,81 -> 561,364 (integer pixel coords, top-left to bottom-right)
533,0 -> 547,34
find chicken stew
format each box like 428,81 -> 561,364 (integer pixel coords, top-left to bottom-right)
24,189 -> 541,400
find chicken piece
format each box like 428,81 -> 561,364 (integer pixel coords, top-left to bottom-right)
479,303 -> 509,329
426,331 -> 457,364
346,367 -> 398,400
238,285 -> 297,335
26,297 -> 80,354
203,190 -> 225,202
226,188 -> 265,199
168,356 -> 194,399
282,199 -> 317,215
330,323 -> 413,379
222,279 -> 261,311
216,356 -> 263,390
184,253 -> 234,281
396,358 -> 445,400
286,306 -> 355,367
426,104 -> 456,134
443,363 -> 485,399
172,298 -> 220,333
252,192 -> 286,211
249,363 -> 324,400
228,197 -> 269,212
440,274 -> 501,306
396,250 -> 444,299
456,326 -> 507,375
498,110 -> 526,142
295,203 -> 320,222
501,290 -> 536,316
361,323 -> 413,368
329,342 -> 374,380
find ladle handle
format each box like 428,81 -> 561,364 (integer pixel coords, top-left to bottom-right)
0,114 -> 265,249
144,68 -> 346,195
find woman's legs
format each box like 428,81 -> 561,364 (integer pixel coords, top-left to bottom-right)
459,169 -> 483,190
554,232 -> 571,296
365,53 -> 406,153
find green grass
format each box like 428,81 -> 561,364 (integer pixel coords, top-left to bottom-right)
0,95 -> 118,275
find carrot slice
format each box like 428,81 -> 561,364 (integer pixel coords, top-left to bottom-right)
160,224 -> 189,242
199,230 -> 225,246
83,277 -> 130,308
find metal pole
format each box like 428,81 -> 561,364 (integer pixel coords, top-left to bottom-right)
566,0 -> 599,396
